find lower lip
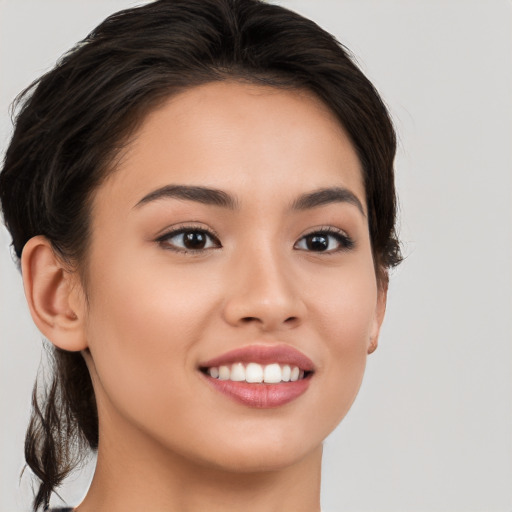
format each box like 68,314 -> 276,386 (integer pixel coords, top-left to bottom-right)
203,375 -> 312,408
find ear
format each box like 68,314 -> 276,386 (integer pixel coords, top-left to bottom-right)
367,283 -> 387,355
21,235 -> 88,351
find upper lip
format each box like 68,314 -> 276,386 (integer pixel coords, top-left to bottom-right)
199,344 -> 315,372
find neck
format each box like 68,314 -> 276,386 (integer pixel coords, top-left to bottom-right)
75,404 -> 323,512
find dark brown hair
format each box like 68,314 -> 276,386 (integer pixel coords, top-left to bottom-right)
0,0 -> 401,509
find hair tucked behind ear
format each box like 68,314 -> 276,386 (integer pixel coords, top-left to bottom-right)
0,0 -> 401,509
25,347 -> 97,510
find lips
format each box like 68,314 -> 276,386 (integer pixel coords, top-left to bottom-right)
199,345 -> 314,408
200,344 -> 315,371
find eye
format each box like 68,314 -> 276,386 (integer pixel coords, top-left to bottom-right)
156,227 -> 221,253
294,228 -> 354,253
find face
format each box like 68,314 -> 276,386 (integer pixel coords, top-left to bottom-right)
79,81 -> 385,472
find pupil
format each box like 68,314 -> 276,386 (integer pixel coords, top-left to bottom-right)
184,231 -> 206,249
307,235 -> 328,251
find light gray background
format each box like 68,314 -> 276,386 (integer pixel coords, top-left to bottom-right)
1,1 -> 511,511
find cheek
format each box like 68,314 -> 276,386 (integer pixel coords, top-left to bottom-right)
325,285 -> 376,351
86,246 -> 220,348
311,255 -> 378,351
305,261 -> 377,427
82,251 -> 219,423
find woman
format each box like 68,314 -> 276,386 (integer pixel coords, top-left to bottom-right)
0,0 -> 401,510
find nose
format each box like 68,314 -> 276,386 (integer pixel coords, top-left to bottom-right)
222,245 -> 306,332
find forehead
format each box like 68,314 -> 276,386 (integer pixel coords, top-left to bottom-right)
95,81 -> 365,213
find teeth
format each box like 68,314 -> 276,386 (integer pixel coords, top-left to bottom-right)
263,363 -> 282,383
230,363 -> 245,381
206,363 -> 306,383
245,363 -> 263,383
218,365 -> 230,380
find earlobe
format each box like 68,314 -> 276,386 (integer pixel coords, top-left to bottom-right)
368,283 -> 388,355
21,235 -> 88,351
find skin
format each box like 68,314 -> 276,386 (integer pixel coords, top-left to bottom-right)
22,81 -> 386,512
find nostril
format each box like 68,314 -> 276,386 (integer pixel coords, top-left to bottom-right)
241,316 -> 258,324
237,316 -> 300,328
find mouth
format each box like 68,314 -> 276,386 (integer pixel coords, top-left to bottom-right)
198,345 -> 315,408
200,363 -> 312,383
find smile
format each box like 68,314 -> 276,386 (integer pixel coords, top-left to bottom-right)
199,345 -> 315,408
203,363 -> 308,383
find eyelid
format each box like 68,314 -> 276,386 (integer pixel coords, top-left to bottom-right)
155,223 -> 222,253
295,226 -> 355,252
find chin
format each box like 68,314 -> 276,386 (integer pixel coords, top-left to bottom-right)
193,441 -> 322,474
162,417 -> 326,474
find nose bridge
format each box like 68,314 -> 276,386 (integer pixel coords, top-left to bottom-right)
223,236 -> 304,330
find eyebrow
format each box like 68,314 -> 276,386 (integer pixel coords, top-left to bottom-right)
291,187 -> 366,216
134,185 -> 238,209
134,184 -> 365,216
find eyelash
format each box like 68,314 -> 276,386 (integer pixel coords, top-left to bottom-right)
294,227 -> 355,253
156,224 -> 222,254
155,225 -> 355,254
